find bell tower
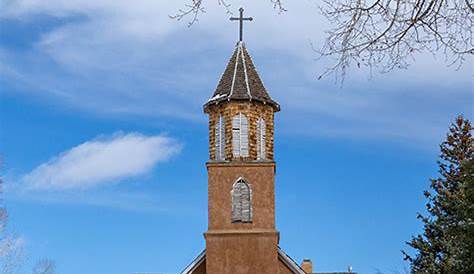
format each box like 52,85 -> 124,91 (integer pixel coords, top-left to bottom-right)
203,10 -> 281,273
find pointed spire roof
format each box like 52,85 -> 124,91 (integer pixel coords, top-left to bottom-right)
204,42 -> 280,111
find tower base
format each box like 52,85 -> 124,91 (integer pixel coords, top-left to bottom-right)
204,229 -> 279,274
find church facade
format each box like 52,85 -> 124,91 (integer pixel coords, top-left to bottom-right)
181,29 -> 355,274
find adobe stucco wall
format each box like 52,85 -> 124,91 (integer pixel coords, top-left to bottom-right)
206,161 -> 276,230
204,160 -> 279,274
205,231 -> 279,274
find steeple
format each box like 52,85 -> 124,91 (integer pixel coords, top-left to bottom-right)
203,42 -> 279,162
182,9 -> 358,274
200,9 -> 281,274
204,7 -> 279,113
204,42 -> 280,112
182,9 -> 355,274
203,24 -> 280,162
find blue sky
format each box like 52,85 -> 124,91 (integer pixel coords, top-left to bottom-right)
0,1 -> 472,274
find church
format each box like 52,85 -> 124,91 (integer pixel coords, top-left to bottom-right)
180,9 -> 356,274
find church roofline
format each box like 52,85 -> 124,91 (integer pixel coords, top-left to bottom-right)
203,97 -> 280,112
180,249 -> 205,274
180,247 -> 320,274
278,247 -> 307,274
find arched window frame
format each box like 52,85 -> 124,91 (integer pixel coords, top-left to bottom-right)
215,115 -> 225,160
231,177 -> 253,223
232,113 -> 249,158
257,117 -> 266,160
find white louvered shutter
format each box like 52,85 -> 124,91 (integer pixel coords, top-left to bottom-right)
231,179 -> 252,223
257,118 -> 266,160
215,117 -> 220,160
232,115 -> 241,157
231,183 -> 242,222
232,113 -> 249,158
215,115 -> 225,160
240,182 -> 252,222
220,116 -> 225,159
240,114 -> 249,157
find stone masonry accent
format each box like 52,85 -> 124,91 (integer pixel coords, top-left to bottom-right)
205,101 -> 275,162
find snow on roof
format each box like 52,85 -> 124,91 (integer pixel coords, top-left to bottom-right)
207,93 -> 227,102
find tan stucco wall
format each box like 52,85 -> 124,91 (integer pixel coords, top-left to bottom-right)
206,162 -> 276,230
204,160 -> 279,274
205,231 -> 279,274
187,251 -> 300,274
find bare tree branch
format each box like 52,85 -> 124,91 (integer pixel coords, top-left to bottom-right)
318,0 -> 473,81
33,259 -> 55,274
0,236 -> 25,274
170,0 -> 229,27
0,178 -> 25,274
171,0 -> 286,26
270,0 -> 287,13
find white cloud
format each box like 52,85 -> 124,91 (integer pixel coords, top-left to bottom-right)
20,132 -> 181,190
0,1 -> 471,146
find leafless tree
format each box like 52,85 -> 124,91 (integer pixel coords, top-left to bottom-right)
0,168 -> 55,274
0,236 -> 25,274
174,0 -> 472,81
170,0 -> 286,27
33,259 -> 55,274
318,0 -> 473,81
0,179 -> 25,274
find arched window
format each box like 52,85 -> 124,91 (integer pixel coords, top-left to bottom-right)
257,117 -> 266,160
215,115 -> 225,160
232,113 -> 249,158
231,178 -> 252,223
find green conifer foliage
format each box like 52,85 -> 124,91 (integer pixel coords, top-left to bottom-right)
403,116 -> 473,274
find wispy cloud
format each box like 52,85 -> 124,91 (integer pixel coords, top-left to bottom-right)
8,188 -> 190,214
0,1 -> 471,146
20,132 -> 181,190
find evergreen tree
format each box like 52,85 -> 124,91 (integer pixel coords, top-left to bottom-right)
403,115 -> 474,274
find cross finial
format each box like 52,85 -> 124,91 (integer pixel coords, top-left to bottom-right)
230,8 -> 253,42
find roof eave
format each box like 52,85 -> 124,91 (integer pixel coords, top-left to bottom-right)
203,98 -> 280,113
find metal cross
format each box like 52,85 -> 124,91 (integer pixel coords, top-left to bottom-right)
230,8 -> 253,42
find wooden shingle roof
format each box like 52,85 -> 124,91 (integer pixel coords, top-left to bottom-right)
204,41 -> 280,111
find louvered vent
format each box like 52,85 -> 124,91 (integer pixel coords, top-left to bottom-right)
232,113 -> 249,158
257,117 -> 266,160
215,115 -> 226,160
231,178 -> 252,223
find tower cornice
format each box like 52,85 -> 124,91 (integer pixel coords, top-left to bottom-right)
206,161 -> 275,167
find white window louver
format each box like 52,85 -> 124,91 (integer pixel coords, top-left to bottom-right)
257,117 -> 266,160
231,178 -> 252,223
215,115 -> 225,160
232,113 -> 249,158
